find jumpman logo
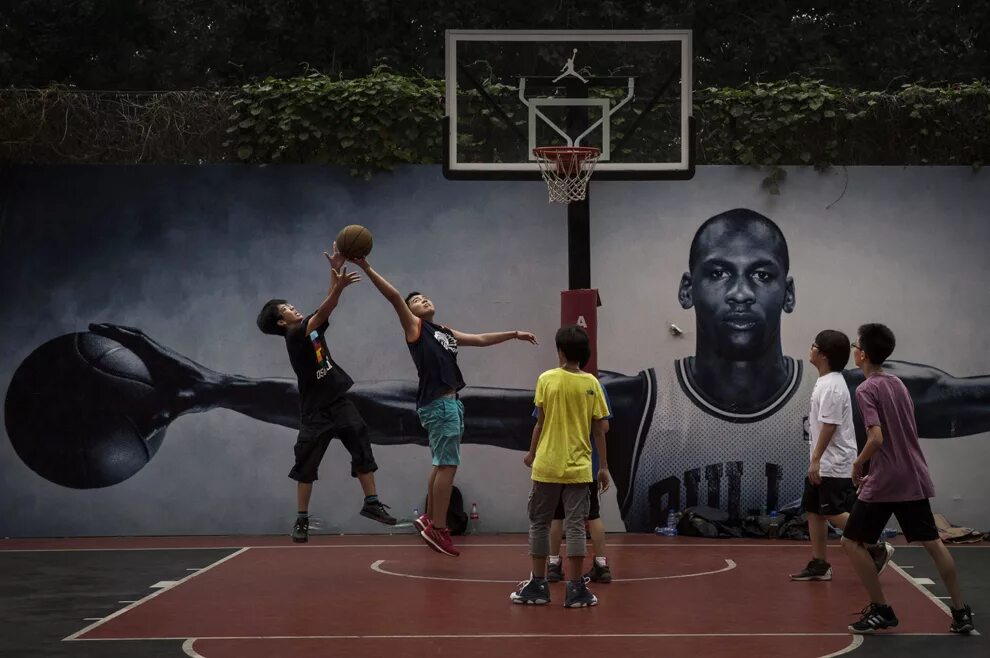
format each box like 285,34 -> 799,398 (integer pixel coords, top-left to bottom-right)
552,48 -> 589,84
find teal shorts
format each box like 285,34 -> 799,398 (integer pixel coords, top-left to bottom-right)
417,397 -> 464,466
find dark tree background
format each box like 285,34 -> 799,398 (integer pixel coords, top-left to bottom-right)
2,1 -> 987,90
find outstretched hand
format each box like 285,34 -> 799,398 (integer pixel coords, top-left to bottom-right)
331,265 -> 361,289
348,256 -> 371,271
515,331 -> 538,345
325,242 -> 346,272
87,323 -> 219,417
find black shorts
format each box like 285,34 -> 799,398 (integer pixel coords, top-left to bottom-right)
843,498 -> 939,544
289,396 -> 378,483
801,476 -> 857,516
554,482 -> 600,521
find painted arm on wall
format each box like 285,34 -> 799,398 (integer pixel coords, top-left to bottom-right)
6,323 -> 648,489
844,360 -> 990,439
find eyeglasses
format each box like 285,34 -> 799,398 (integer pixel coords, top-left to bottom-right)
851,342 -> 862,351
811,343 -> 819,350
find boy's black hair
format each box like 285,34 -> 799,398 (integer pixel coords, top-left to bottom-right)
257,298 -> 289,336
404,291 -> 423,307
555,325 -> 591,369
858,323 -> 896,365
814,329 -> 850,372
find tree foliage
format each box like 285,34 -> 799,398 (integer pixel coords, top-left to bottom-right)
4,75 -> 986,179
2,1 -> 988,90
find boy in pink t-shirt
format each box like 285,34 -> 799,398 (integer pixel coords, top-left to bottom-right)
842,323 -> 974,635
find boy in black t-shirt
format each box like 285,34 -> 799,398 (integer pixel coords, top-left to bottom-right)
354,255 -> 537,557
257,247 -> 396,542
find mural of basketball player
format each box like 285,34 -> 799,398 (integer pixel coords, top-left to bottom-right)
5,209 -> 989,531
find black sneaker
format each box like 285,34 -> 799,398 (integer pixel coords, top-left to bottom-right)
584,561 -> 612,584
950,605 -> 975,634
291,517 -> 309,543
790,558 -> 832,581
546,560 -> 564,583
360,500 -> 397,526
868,542 -> 895,575
849,603 -> 899,633
509,577 -> 551,605
564,580 -> 598,608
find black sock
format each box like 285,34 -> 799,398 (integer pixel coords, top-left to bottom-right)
364,495 -> 379,504
297,511 -> 308,519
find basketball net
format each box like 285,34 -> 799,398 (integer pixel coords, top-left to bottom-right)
533,146 -> 601,204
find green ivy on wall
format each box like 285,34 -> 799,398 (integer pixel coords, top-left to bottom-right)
3,72 -> 987,189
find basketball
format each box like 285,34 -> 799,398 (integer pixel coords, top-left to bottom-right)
336,224 -> 374,259
4,332 -> 170,489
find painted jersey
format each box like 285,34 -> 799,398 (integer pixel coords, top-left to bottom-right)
621,357 -> 815,531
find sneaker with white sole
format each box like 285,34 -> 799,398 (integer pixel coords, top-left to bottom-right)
509,577 -> 551,605
790,558 -> 832,581
869,542 -> 895,575
564,580 -> 598,608
420,525 -> 460,557
849,603 -> 899,633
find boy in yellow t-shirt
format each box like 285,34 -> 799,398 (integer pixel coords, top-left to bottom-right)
510,325 -> 611,608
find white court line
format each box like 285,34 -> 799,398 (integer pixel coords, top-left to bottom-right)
17,540 -> 990,553
182,638 -> 205,658
77,631 -> 955,641
912,577 -> 936,585
370,558 -> 736,584
62,547 -> 250,642
82,618 -> 102,621
118,601 -> 137,604
151,580 -> 178,588
186,568 -> 201,572
819,635 -> 863,658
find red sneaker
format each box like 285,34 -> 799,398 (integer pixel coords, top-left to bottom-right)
421,526 -> 460,557
413,513 -> 432,533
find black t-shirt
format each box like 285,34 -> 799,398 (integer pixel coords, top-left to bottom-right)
285,313 -> 354,419
408,318 -> 466,407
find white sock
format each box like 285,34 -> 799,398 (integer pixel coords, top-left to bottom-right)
595,556 -> 608,567
548,555 -> 561,565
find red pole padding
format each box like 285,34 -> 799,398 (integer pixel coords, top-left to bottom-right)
560,289 -> 601,376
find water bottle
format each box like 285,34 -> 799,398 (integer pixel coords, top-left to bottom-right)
768,510 -> 780,539
882,527 -> 898,540
413,507 -> 420,519
655,508 -> 679,537
469,502 -> 480,535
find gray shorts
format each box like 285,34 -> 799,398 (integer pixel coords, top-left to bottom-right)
527,481 -> 591,558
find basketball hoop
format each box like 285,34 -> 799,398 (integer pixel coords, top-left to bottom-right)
533,146 -> 601,204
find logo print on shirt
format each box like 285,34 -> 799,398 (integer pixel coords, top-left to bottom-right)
433,330 -> 458,354
310,330 -> 333,379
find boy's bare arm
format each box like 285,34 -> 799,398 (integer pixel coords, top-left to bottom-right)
350,257 -> 420,342
593,418 -> 610,492
307,251 -> 360,334
524,407 -> 545,467
451,329 -> 538,347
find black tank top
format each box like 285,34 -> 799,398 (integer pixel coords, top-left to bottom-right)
407,318 -> 465,407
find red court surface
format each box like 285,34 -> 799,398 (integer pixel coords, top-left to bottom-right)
41,535 -> 959,658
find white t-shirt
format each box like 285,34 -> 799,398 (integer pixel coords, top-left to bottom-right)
809,371 -> 857,478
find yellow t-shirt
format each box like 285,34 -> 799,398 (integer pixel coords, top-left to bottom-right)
532,368 -> 610,484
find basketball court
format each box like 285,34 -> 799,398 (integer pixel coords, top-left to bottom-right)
2,25 -> 987,658
1,534 -> 985,658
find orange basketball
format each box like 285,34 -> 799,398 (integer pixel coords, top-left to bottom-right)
335,224 -> 373,259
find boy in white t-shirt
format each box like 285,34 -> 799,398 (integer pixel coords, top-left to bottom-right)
790,330 -> 892,581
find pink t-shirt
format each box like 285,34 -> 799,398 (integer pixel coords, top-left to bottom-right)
855,372 -> 935,502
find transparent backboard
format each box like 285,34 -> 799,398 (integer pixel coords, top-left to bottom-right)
444,30 -> 693,180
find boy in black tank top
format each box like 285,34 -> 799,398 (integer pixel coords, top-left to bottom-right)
354,255 -> 538,557
256,246 -> 396,542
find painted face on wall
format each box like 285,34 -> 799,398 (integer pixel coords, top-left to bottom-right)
680,218 -> 795,361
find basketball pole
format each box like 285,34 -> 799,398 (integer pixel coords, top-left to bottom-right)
560,79 -> 600,375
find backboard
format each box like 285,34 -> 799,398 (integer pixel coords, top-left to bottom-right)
444,30 -> 693,181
